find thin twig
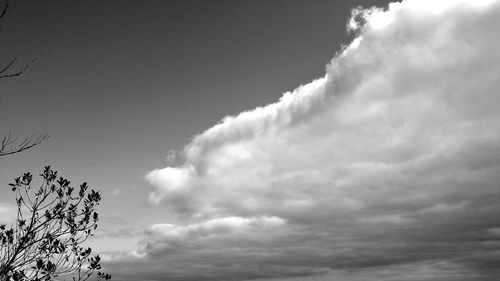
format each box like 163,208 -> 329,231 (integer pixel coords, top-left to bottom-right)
0,132 -> 49,157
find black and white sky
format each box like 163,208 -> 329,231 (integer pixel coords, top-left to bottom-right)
1,0 -> 500,280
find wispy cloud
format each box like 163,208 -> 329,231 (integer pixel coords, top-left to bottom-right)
110,0 -> 500,280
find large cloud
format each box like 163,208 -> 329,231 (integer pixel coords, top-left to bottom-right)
114,0 -> 500,280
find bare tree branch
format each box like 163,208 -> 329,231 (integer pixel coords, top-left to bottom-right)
0,0 -> 8,18
0,1 -> 48,158
0,0 -> 40,80
0,55 -> 40,80
0,55 -> 43,156
0,132 -> 49,157
0,56 -> 18,75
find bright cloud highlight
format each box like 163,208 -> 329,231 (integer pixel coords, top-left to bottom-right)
115,0 -> 500,280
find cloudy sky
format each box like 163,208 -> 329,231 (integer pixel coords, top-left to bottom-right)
1,0 -> 500,280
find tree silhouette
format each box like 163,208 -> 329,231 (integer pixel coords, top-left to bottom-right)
0,166 -> 111,281
0,3 -> 109,279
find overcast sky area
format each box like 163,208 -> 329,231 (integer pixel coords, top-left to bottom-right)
1,0 -> 500,280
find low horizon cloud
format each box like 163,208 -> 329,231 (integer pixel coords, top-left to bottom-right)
108,0 -> 500,280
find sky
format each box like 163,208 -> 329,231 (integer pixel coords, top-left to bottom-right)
1,0 -> 500,280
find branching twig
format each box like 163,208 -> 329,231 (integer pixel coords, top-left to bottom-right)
0,55 -> 40,80
0,0 -> 8,18
0,167 -> 111,281
0,132 -> 49,157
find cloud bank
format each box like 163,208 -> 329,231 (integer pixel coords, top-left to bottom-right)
113,0 -> 500,280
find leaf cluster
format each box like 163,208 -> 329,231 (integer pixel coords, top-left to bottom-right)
0,166 -> 111,281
